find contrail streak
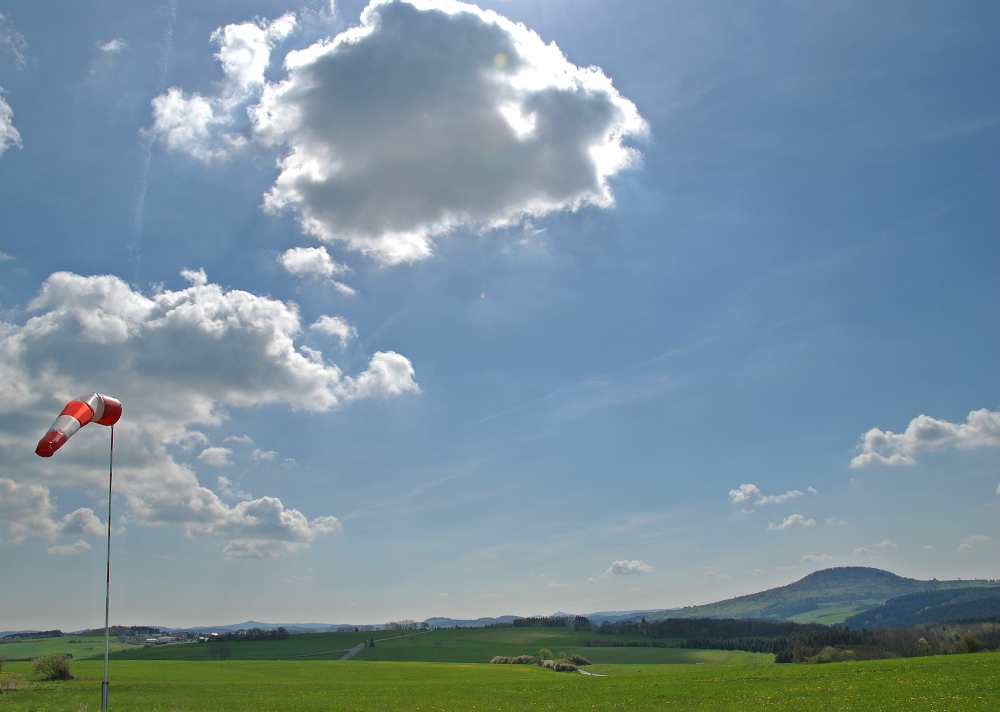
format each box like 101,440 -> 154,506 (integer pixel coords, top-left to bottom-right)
129,0 -> 177,287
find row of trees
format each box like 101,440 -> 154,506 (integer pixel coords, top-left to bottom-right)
512,616 -> 570,628
1,630 -> 64,641
208,627 -> 290,642
589,615 -> 1000,662
77,626 -> 161,638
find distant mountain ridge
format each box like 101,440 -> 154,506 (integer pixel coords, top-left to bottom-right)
645,567 -> 1000,624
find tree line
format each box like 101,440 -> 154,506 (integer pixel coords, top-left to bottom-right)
586,616 -> 1000,663
207,627 -> 289,642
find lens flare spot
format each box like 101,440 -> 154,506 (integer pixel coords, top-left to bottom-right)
493,52 -> 507,69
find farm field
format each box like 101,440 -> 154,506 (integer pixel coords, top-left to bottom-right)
0,653 -> 995,711
0,637 -> 138,662
107,627 -> 696,664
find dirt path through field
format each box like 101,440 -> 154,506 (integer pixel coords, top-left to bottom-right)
340,643 -> 367,660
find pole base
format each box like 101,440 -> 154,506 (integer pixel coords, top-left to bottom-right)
101,680 -> 109,710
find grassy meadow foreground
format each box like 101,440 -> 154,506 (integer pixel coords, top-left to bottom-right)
1,652 -> 996,711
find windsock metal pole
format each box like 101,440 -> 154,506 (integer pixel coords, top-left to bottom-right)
101,425 -> 114,711
34,393 -> 122,710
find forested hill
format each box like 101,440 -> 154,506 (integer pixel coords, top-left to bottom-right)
645,567 -> 1000,623
844,587 -> 1000,629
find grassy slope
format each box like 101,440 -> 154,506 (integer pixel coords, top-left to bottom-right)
0,653 -> 995,711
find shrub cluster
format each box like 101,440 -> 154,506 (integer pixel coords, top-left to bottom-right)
489,655 -> 537,664
32,653 -> 73,680
490,653 -> 588,672
540,660 -> 577,672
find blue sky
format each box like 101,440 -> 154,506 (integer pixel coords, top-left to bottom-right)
1,0 -> 997,632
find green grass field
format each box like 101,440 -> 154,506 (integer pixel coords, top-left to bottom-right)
0,637 -> 138,662
0,653 -> 995,711
108,627 -> 698,664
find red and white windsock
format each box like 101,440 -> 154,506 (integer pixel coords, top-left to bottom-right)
35,392 -> 123,457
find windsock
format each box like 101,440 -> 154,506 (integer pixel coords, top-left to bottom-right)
35,392 -> 122,457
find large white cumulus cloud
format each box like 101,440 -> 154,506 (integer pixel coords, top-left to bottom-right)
154,0 -> 647,263
0,270 -> 417,557
851,408 -> 1000,468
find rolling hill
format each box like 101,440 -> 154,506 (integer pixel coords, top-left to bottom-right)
644,567 -> 1000,624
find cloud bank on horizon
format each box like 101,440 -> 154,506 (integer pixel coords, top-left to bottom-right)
0,269 -> 417,557
152,0 -> 647,263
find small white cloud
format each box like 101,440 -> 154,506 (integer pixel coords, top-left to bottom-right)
59,508 -> 105,536
808,486 -> 818,495
0,251 -> 13,261
921,545 -> 934,550
547,581 -> 571,589
605,559 -> 652,575
252,449 -> 278,461
198,446 -> 234,466
224,434 -> 254,445
151,87 -> 245,162
767,514 -> 816,531
704,570 -> 729,580
853,540 -> 897,556
47,539 -> 92,556
801,554 -> 833,563
730,483 -> 804,506
212,13 -> 297,93
851,408 -> 1000,468
728,484 -> 760,504
97,38 -> 127,53
0,91 -> 22,156
310,315 -> 357,348
279,247 -> 355,294
279,246 -> 346,278
587,577 -> 599,584
757,490 -> 804,505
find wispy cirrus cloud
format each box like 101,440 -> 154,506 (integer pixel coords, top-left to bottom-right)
958,534 -> 989,552
851,408 -> 1000,468
729,483 -> 810,506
